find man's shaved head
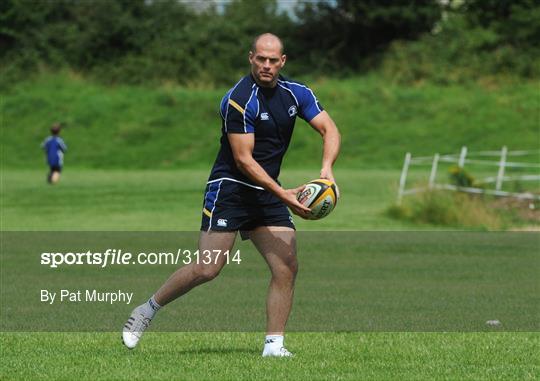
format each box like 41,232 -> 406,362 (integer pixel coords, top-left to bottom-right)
251,33 -> 284,55
249,33 -> 286,87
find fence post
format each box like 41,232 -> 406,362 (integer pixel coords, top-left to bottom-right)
397,152 -> 411,205
458,146 -> 468,168
429,153 -> 440,189
496,146 -> 508,191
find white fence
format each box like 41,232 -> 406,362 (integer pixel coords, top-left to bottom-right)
397,146 -> 540,204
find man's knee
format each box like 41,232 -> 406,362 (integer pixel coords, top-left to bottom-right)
274,255 -> 298,281
287,255 -> 298,276
192,264 -> 222,282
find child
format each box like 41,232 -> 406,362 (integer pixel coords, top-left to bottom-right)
41,123 -> 67,184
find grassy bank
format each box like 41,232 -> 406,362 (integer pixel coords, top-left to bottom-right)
2,73 -> 538,170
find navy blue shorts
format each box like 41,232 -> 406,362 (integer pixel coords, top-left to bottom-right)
200,180 -> 295,233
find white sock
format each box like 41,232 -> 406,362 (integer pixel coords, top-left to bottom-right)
139,295 -> 161,319
264,335 -> 284,351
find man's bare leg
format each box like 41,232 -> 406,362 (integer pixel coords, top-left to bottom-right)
154,230 -> 237,305
122,230 -> 236,348
249,226 -> 297,356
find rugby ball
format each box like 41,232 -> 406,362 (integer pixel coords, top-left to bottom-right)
296,179 -> 338,220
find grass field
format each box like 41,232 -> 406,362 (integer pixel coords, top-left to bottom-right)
1,169 -> 539,380
1,333 -> 537,380
1,168 -> 419,230
1,69 -> 538,381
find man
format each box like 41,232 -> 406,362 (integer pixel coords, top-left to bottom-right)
41,123 -> 67,184
122,33 -> 341,357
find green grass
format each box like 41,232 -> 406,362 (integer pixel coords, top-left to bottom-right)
1,169 -> 539,380
1,333 -> 538,381
1,168 -> 418,230
1,69 -> 538,378
3,230 -> 537,332
1,73 -> 538,170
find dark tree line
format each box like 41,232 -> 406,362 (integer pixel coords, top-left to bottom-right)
1,0 -> 538,86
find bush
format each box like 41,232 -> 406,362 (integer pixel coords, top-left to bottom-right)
5,1 -> 538,87
388,190 -> 505,230
380,12 -> 540,84
448,166 -> 475,187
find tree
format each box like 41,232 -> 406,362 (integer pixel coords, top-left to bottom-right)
294,0 -> 443,71
461,0 -> 540,49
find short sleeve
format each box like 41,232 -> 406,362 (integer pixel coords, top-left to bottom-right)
224,87 -> 259,134
58,138 -> 67,151
292,84 -> 324,122
41,137 -> 51,149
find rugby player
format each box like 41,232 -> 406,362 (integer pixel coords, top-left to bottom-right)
123,33 -> 341,357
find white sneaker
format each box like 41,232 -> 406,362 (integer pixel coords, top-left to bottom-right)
262,346 -> 294,357
122,306 -> 152,349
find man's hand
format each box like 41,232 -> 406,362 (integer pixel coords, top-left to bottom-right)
280,185 -> 311,219
320,167 -> 340,199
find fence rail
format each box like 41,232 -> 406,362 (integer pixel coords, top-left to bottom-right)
397,146 -> 540,204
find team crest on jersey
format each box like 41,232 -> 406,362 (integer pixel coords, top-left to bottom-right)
260,112 -> 269,121
288,105 -> 297,117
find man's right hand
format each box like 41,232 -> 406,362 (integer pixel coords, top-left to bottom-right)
280,185 -> 311,219
227,133 -> 312,218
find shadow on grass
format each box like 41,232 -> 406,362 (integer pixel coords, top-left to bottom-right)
168,347 -> 260,356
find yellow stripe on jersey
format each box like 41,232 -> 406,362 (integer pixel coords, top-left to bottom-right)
228,99 -> 245,114
203,208 -> 212,217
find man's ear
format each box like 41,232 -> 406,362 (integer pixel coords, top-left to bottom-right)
249,51 -> 254,63
281,54 -> 287,68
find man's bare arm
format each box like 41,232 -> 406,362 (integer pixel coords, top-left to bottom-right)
227,133 -> 310,217
308,111 -> 341,188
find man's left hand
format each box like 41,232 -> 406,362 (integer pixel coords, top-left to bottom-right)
320,167 -> 340,199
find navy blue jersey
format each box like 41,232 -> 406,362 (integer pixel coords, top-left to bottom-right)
41,136 -> 67,167
208,74 -> 323,188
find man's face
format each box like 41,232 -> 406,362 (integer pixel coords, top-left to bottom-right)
249,44 -> 286,87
